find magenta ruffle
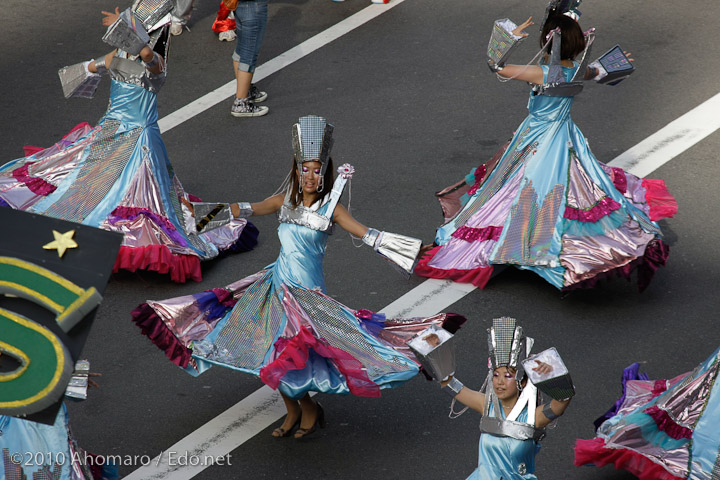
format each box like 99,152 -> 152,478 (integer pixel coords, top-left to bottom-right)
466,165 -> 487,196
22,122 -> 92,157
563,196 -> 621,222
610,167 -> 627,194
451,225 -> 503,242
643,406 -> 693,440
260,326 -> 381,398
210,288 -> 238,308
562,240 -> 669,293
652,380 -> 668,397
11,164 -> 57,196
415,245 -> 494,288
130,303 -> 193,368
642,178 -> 678,221
113,245 -> 203,283
108,206 -> 187,246
574,438 -> 684,480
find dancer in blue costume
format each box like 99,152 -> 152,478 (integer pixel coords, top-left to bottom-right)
132,115 -> 465,439
417,6 -> 677,291
0,2 -> 257,283
438,318 -> 573,479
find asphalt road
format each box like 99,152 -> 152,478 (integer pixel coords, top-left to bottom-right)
2,0 -> 719,479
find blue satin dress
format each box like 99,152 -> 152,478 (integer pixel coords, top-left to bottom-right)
467,401 -> 540,480
133,199 -> 454,400
0,58 -> 257,282
418,63 -> 675,291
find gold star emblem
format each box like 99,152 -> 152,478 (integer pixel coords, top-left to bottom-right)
43,230 -> 78,258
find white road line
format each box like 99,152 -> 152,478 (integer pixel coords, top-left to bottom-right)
133,5 -> 720,478
157,1 -> 405,134
609,91 -> 720,178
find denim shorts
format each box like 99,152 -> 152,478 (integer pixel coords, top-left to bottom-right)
232,0 -> 268,73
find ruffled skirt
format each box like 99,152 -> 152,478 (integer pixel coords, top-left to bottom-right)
131,267 -> 465,399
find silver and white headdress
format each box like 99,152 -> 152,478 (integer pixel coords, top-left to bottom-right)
292,115 -> 334,176
487,317 -> 532,382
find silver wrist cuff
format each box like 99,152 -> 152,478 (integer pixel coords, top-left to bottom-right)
362,228 -> 380,247
94,58 -> 108,75
542,402 -> 559,421
442,377 -> 464,397
233,202 -> 253,219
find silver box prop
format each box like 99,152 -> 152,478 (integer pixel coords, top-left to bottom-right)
102,10 -> 150,55
132,0 -> 175,29
487,19 -> 524,67
596,45 -> 635,85
407,324 -> 456,381
58,63 -> 102,99
521,347 -> 575,401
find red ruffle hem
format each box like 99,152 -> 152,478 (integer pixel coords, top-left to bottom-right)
642,178 -> 678,221
574,438 -> 684,480
130,303 -> 193,368
113,245 -> 203,283
414,245 -> 494,288
260,326 -> 382,398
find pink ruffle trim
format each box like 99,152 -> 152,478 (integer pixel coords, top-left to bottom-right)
22,122 -> 92,156
414,245 -> 493,288
11,164 -> 57,196
644,406 -> 693,440
652,379 -> 668,397
451,225 -> 503,242
466,165 -> 487,196
574,438 -> 684,480
113,245 -> 202,283
564,197 -> 621,222
130,303 -> 193,368
260,326 -> 381,398
642,178 -> 678,221
110,206 -> 178,233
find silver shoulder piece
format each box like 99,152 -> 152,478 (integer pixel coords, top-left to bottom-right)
102,8 -> 150,56
278,204 -> 332,232
373,231 -> 422,278
58,62 -> 102,99
109,56 -> 166,93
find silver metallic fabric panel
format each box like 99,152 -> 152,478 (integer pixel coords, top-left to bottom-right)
289,286 -> 408,380
201,271 -> 284,369
45,121 -> 140,222
375,231 -> 422,277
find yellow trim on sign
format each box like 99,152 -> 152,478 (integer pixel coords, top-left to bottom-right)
0,341 -> 30,382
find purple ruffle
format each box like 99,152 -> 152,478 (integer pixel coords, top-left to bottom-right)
451,225 -> 503,242
221,221 -> 259,253
11,164 -> 58,196
107,206 -> 187,246
0,197 -> 9,208
644,405 -> 693,440
610,167 -> 628,194
593,362 -> 649,430
564,196 -> 621,223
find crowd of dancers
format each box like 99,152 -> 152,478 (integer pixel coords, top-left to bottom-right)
3,0 -> 717,479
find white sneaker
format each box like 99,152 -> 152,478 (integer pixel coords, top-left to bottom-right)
219,30 -> 237,42
170,23 -> 184,36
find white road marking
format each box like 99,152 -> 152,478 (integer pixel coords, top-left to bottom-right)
157,1 -> 405,134
132,5 -> 720,479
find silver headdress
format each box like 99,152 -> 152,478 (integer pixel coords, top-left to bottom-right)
540,0 -> 583,28
487,317 -> 531,382
292,115 -> 334,176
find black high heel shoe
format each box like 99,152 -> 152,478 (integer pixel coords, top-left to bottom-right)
272,414 -> 301,438
294,402 -> 326,439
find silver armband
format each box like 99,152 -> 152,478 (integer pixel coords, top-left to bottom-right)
233,202 -> 253,220
94,57 -> 108,75
143,51 -> 161,69
542,402 -> 559,421
362,228 -> 380,247
442,377 -> 464,398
